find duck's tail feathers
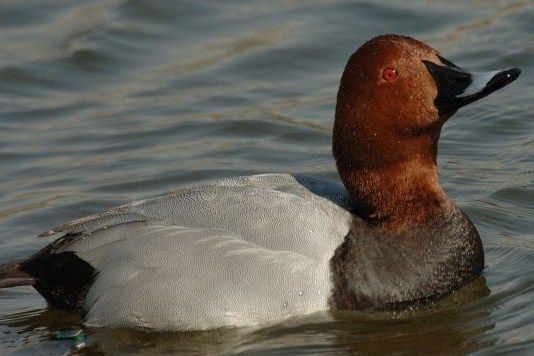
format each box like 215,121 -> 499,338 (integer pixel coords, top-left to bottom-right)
0,260 -> 34,289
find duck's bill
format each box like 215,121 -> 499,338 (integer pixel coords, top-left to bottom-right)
423,57 -> 520,115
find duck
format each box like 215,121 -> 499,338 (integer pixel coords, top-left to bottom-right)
0,34 -> 520,330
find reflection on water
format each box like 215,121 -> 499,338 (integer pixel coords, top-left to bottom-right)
0,0 -> 532,354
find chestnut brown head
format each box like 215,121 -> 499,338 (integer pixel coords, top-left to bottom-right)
333,34 -> 520,224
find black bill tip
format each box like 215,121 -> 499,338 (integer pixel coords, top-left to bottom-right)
486,68 -> 521,92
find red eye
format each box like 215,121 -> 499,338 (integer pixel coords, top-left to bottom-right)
382,68 -> 398,81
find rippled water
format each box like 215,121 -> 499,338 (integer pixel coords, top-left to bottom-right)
0,0 -> 532,354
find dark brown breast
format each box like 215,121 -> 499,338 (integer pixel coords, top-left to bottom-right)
328,205 -> 484,310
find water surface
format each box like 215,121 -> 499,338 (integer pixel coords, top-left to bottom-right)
0,0 -> 532,354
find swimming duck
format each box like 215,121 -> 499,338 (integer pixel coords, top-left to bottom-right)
0,35 -> 520,330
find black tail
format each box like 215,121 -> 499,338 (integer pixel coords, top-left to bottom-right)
1,251 -> 96,311
0,260 -> 34,289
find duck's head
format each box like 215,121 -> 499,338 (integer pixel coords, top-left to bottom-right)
333,34 -> 520,226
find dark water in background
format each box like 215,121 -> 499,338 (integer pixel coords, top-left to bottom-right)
0,0 -> 532,354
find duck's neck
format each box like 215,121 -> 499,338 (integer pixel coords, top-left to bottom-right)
337,158 -> 451,229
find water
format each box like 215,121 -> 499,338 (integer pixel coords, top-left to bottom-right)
0,0 -> 532,354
